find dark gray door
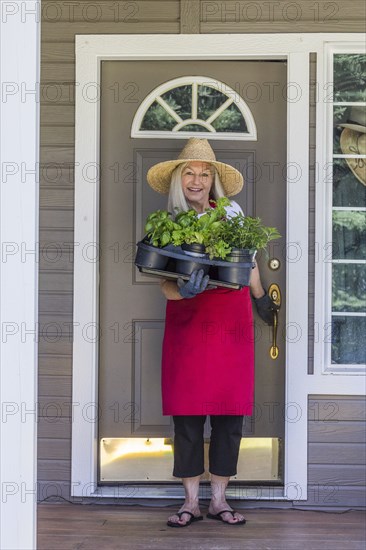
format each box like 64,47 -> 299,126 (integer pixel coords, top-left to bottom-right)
98,60 -> 287,481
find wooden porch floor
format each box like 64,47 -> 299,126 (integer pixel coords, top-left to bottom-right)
38,503 -> 366,550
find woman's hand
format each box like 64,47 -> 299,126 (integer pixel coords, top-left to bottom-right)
249,262 -> 278,325
159,270 -> 209,300
254,292 -> 279,325
177,269 -> 209,299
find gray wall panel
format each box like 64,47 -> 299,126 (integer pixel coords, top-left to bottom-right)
38,417 -> 72,439
309,443 -> 366,465
41,21 -> 179,42
299,395 -> 366,508
201,1 -> 365,33
38,439 -> 71,460
41,1 -> 179,23
38,355 -> 72,377
303,485 -> 366,508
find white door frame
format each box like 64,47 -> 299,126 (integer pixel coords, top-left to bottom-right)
71,33 -> 363,500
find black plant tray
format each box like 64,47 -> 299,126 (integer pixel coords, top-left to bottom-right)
135,241 -> 255,269
137,267 -> 243,290
135,241 -> 256,288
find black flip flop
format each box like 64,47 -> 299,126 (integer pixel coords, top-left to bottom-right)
207,510 -> 246,525
167,510 -> 204,528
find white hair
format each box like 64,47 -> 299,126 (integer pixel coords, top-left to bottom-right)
167,162 -> 225,216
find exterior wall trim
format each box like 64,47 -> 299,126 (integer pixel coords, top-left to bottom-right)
72,33 -> 364,500
0,2 -> 40,548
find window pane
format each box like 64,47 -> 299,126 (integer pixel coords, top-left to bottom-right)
333,54 -> 366,102
334,105 -> 366,156
332,211 -> 366,260
140,101 -> 176,131
332,264 -> 366,312
333,105 -> 347,155
331,316 -> 366,364
212,103 -> 247,133
179,124 -> 208,132
134,77 -> 256,138
161,85 -> 192,120
197,85 -> 228,120
333,159 -> 366,208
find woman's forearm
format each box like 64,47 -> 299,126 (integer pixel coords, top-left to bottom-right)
249,262 -> 266,299
160,279 -> 183,300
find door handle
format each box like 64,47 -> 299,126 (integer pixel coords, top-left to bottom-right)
268,283 -> 281,360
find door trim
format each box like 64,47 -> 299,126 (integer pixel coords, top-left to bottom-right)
71,33 -> 360,500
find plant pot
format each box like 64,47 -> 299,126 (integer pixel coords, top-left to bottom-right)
181,242 -> 206,257
176,258 -> 210,276
135,241 -> 169,270
176,243 -> 209,276
217,248 -> 256,286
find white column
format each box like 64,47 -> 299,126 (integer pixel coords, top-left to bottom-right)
0,2 -> 40,548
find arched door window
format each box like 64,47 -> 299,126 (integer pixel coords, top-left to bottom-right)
131,76 -> 257,140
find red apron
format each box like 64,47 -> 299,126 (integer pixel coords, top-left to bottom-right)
161,286 -> 254,416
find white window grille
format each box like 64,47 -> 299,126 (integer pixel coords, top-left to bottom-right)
323,45 -> 366,373
131,76 -> 257,140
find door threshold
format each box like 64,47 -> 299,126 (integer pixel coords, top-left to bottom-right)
92,484 -> 286,500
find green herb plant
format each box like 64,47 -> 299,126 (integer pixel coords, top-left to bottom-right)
207,213 -> 281,259
144,199 -> 280,261
144,210 -> 181,247
144,197 -> 231,249
222,213 -> 281,251
173,197 -> 231,247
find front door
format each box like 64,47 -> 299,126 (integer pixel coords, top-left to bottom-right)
98,60 -> 287,486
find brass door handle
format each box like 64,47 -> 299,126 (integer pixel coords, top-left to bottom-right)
268,283 -> 281,360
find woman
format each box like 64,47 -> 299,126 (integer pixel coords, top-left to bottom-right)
146,138 -> 277,527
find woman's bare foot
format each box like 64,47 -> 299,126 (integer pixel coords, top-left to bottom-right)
167,501 -> 202,526
208,500 -> 245,524
168,474 -> 202,526
208,473 -> 245,524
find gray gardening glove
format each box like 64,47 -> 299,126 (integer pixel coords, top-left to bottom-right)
254,292 -> 279,325
177,269 -> 209,299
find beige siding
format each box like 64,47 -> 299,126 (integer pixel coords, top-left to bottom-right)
181,0 -> 200,33
295,396 -> 366,508
200,0 -> 366,32
309,443 -> 366,464
41,0 -> 179,23
39,0 -> 366,505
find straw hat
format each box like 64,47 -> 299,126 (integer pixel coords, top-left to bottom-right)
338,107 -> 366,186
146,137 -> 244,196
338,106 -> 366,133
340,128 -> 366,186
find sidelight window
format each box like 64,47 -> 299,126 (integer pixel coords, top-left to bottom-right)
327,50 -> 366,371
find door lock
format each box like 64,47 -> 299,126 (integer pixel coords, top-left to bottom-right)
268,258 -> 281,271
268,283 -> 281,360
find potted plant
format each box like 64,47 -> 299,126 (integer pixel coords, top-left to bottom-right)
206,213 -> 281,285
136,199 -> 280,286
171,199 -> 230,275
135,198 -> 231,276
135,210 -> 181,270
173,197 -> 230,250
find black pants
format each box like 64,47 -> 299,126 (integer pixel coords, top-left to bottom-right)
172,415 -> 244,478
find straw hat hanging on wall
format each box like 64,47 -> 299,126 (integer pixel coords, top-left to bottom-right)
338,106 -> 366,186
